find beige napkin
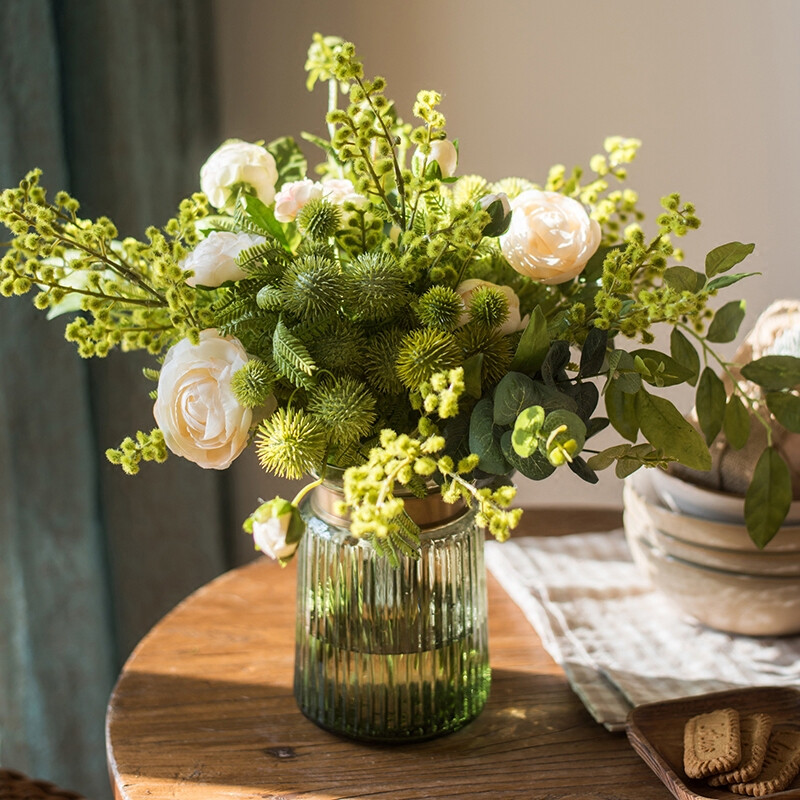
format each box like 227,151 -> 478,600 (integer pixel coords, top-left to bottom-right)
485,531 -> 800,732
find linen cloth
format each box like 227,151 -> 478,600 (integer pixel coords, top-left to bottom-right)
485,531 -> 800,732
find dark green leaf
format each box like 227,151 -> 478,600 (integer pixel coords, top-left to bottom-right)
631,348 -> 695,387
541,340 -> 571,386
706,300 -> 746,343
500,430 -> 555,481
511,405 -> 546,457
705,241 -> 755,277
606,381 -> 639,442
585,416 -> 610,439
243,195 -> 291,251
581,245 -> 615,283
469,398 -> 510,475
510,305 -> 549,375
285,506 -> 306,546
579,327 -> 608,378
462,353 -> 484,399
615,458 -> 640,479
706,271 -> 759,292
267,136 -> 307,186
528,382 -> 579,414
670,328 -> 700,386
744,447 -> 792,548
586,444 -> 631,471
635,388 -> 712,471
568,456 -> 599,484
663,266 -> 705,293
741,355 -> 800,391
570,381 -> 600,421
480,198 -> 512,238
723,394 -> 751,449
766,391 -> 800,433
608,349 -> 642,394
696,367 -> 727,444
493,372 -> 538,426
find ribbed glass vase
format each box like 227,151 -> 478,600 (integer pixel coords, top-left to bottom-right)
294,478 -> 490,742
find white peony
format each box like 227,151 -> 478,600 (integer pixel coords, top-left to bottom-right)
200,139 -> 278,210
320,177 -> 366,207
414,139 -> 458,179
500,189 -> 601,284
273,179 -> 323,223
182,231 -> 263,288
250,497 -> 300,561
455,278 -> 527,337
153,330 -> 252,470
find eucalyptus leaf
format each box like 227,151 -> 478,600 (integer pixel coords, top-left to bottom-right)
462,353 -> 484,399
663,266 -> 705,293
670,328 -> 700,386
706,272 -> 759,292
744,447 -> 792,548
493,372 -> 538,426
541,340 -> 571,386
615,458 -> 640,479
468,398 -> 510,474
723,394 -> 751,449
696,367 -> 727,444
500,430 -> 555,481
585,416 -> 610,439
568,456 -> 599,484
635,388 -> 712,471
741,355 -> 800,391
766,391 -> 800,433
586,444 -> 631,471
510,305 -> 549,375
606,381 -> 639,442
511,404 -> 546,457
569,381 -> 600,421
631,348 -> 695,387
579,327 -> 608,378
706,300 -> 746,343
705,241 -> 755,277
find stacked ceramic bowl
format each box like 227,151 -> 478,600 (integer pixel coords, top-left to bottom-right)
623,470 -> 800,636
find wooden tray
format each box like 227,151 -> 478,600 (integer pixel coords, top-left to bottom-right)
626,686 -> 800,799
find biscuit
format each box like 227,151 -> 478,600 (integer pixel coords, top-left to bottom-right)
708,713 -> 773,786
684,707 -> 741,779
729,729 -> 800,796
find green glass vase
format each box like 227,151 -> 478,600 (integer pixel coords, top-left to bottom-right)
293,478 -> 491,741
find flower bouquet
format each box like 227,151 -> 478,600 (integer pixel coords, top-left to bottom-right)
3,34 -> 799,738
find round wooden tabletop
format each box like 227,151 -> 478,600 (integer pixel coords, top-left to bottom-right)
105,508 -> 674,799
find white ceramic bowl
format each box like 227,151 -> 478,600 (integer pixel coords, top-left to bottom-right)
625,525 -> 800,636
649,468 -> 800,525
625,471 -> 800,553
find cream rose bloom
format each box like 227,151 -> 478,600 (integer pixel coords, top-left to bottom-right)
413,139 -> 458,179
320,177 -> 366,207
500,190 -> 601,284
273,179 -> 323,223
456,278 -> 526,336
200,140 -> 279,210
182,231 -> 263,287
251,497 -> 299,561
154,330 -> 252,470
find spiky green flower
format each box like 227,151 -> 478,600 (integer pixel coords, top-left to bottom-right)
468,285 -> 509,330
456,325 -> 512,385
281,254 -> 343,321
396,329 -> 462,390
309,376 -> 377,445
344,252 -> 409,322
491,176 -> 536,199
296,198 -> 342,241
452,175 -> 488,207
308,318 -> 365,372
364,327 -> 406,394
231,359 -> 276,408
416,285 -> 463,331
255,407 -> 326,479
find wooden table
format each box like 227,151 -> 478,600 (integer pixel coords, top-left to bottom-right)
106,508 -> 675,800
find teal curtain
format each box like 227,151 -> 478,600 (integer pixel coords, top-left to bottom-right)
0,2 -> 230,797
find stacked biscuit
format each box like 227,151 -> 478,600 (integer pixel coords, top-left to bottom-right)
684,708 -> 800,796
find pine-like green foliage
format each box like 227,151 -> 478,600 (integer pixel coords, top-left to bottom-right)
468,285 -> 509,330
344,251 -> 409,322
272,319 -> 317,389
235,241 -> 289,279
281,254 -> 344,321
296,198 -> 342,241
232,359 -> 276,408
308,376 -> 377,445
214,283 -> 277,359
255,407 -> 326,478
416,285 -> 464,331
395,329 -> 462,390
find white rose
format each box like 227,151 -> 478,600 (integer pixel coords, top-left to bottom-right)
153,330 -> 252,470
413,139 -> 458,179
320,177 -> 366,207
456,278 -> 526,337
273,179 -> 323,223
200,139 -> 279,210
500,190 -> 601,284
182,231 -> 263,288
250,497 -> 301,561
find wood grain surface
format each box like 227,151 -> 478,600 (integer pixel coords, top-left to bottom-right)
106,507 -> 678,800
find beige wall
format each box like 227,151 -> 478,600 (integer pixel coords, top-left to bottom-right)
215,0 -> 800,513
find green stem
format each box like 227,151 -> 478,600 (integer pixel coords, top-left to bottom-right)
292,476 -> 324,507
